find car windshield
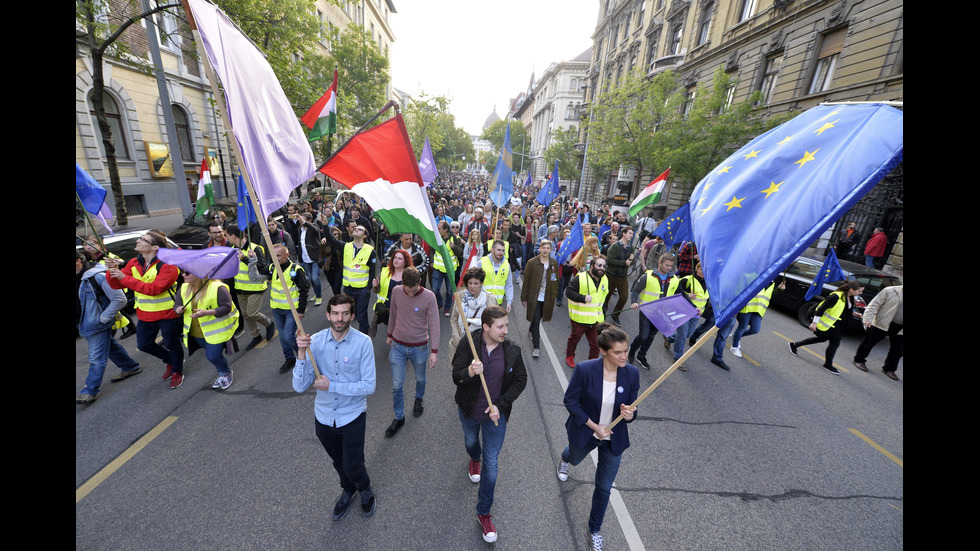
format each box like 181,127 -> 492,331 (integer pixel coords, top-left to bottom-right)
853,275 -> 900,295
786,261 -> 821,280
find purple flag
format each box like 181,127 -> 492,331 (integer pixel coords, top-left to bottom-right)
639,294 -> 700,337
157,247 -> 240,280
418,136 -> 438,185
187,0 -> 315,220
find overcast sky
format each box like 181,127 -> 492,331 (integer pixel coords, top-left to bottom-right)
390,0 -> 598,137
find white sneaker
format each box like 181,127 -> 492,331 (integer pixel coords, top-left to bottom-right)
217,370 -> 233,390
730,346 -> 742,358
557,461 -> 571,482
588,530 -> 603,551
532,348 -> 540,358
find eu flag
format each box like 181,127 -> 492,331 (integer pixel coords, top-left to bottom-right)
489,123 -> 514,208
536,160 -> 561,207
804,248 -> 849,301
653,203 -> 693,248
75,164 -> 107,214
689,103 -> 903,326
556,214 -> 584,266
237,173 -> 258,231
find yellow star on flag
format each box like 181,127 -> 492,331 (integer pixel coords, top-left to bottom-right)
776,136 -> 792,146
760,181 -> 782,199
794,149 -> 819,168
743,150 -> 760,160
723,196 -> 745,211
700,204 -> 712,216
717,166 -> 733,174
813,119 -> 839,136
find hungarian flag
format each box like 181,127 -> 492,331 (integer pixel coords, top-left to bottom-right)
196,157 -> 215,216
302,69 -> 338,142
629,168 -> 669,217
318,113 -> 457,291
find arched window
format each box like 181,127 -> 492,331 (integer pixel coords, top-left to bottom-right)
171,104 -> 194,162
88,90 -> 130,160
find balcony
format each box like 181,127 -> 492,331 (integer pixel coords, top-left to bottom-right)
648,53 -> 685,75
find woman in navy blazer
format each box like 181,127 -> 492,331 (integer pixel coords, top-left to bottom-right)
556,324 -> 639,550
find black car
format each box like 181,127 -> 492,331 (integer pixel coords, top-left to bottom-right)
770,255 -> 901,330
169,197 -> 240,249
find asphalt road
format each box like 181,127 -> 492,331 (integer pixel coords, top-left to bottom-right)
76,280 -> 903,550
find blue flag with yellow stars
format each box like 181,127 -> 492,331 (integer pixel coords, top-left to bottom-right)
237,173 -> 258,231
689,103 -> 903,326
652,203 -> 693,248
489,123 -> 514,208
557,214 -> 584,266
536,160 -> 561,207
804,248 -> 849,301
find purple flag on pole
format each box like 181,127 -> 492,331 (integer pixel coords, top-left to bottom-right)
186,0 -> 316,221
638,294 -> 700,337
418,136 -> 438,185
157,247 -> 240,280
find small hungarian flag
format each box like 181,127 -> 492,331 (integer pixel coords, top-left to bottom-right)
628,168 -> 670,217
302,69 -> 338,142
196,157 -> 215,216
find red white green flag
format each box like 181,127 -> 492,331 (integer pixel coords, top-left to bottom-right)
302,69 -> 338,142
629,168 -> 670,217
195,157 -> 215,216
318,113 -> 457,291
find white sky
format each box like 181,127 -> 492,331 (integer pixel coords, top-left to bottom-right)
390,0 -> 598,137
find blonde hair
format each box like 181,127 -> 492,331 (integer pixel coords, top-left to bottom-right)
571,236 -> 599,271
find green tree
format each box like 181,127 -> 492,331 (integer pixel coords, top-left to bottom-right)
543,126 -> 581,187
404,93 -> 452,157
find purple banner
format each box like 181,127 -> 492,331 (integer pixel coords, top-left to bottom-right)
157,246 -> 240,280
418,136 -> 438,185
639,294 -> 700,337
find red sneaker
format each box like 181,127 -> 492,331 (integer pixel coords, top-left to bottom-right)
468,459 -> 481,483
169,372 -> 184,389
161,364 -> 175,381
478,514 -> 497,543
565,356 -> 576,369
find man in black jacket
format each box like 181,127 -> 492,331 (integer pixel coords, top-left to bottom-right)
451,306 -> 527,544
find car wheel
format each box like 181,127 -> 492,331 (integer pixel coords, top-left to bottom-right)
797,302 -> 819,327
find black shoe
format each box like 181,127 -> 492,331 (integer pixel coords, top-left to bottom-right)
120,325 -> 136,340
279,358 -> 296,374
688,337 -> 696,347
822,364 -> 840,375
361,488 -> 376,516
711,358 -> 731,371
638,357 -> 650,370
332,491 -> 354,521
413,398 -> 424,418
384,418 -> 405,438
788,342 -> 798,356
266,323 -> 277,341
628,348 -> 636,365
611,316 -> 622,327
245,336 -> 263,351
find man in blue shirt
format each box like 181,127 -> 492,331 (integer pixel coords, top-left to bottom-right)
294,294 -> 377,520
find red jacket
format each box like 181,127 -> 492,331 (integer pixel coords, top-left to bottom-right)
864,232 -> 887,257
106,256 -> 180,321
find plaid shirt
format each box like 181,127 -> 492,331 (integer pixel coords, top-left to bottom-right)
676,242 -> 697,276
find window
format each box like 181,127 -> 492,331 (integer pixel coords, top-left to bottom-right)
88,90 -> 130,160
723,82 -> 736,112
808,28 -> 846,94
566,103 -> 575,119
647,36 -> 658,70
624,14 -> 631,38
668,25 -> 683,55
739,0 -> 757,22
697,2 -> 713,45
758,53 -> 782,104
682,86 -> 696,118
152,2 -> 179,51
639,1 -> 646,26
172,104 -> 194,162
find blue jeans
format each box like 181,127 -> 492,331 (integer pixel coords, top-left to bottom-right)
390,342 -> 428,419
711,317 -> 737,361
191,336 -> 230,376
865,255 -> 876,268
301,261 -> 322,299
431,269 -> 452,313
562,438 -> 623,534
459,408 -> 507,515
82,329 -> 139,396
731,312 -> 762,348
344,286 -> 371,334
272,308 -> 298,361
673,318 -> 698,361
136,317 -> 184,372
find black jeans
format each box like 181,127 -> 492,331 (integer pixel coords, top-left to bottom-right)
854,323 -> 903,372
315,412 -> 371,494
795,326 -> 842,368
529,300 -> 544,348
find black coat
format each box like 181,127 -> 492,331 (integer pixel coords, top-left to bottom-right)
451,330 -> 527,420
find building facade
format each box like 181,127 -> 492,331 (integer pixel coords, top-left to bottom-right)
527,49 -> 591,184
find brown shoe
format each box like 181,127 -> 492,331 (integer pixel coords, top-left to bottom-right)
883,370 -> 899,381
853,360 -> 868,372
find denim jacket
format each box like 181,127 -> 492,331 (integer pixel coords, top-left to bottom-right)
78,265 -> 127,337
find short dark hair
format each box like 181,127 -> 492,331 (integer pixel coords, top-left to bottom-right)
481,305 -> 507,327
226,226 -> 244,238
402,266 -> 421,287
462,267 -> 486,285
327,293 -> 354,313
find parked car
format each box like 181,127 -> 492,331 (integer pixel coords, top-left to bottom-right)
76,230 -> 179,265
770,255 -> 901,331
169,197 -> 240,249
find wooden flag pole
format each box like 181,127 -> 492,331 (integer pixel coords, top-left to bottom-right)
453,294 -> 499,426
184,0 -> 322,377
605,324 -> 719,431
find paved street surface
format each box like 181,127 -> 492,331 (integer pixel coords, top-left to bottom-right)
76,278 -> 903,550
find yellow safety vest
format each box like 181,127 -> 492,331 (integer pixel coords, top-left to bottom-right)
568,272 -> 609,325
668,275 -> 708,310
131,261 -> 176,313
638,271 -> 669,303
234,242 -> 268,292
432,247 -> 459,273
269,262 -> 303,310
376,267 -> 393,310
180,281 -> 239,347
343,242 -> 374,288
740,283 -> 774,316
481,256 -> 509,304
815,291 -> 846,332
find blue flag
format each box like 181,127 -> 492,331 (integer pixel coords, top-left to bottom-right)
653,203 -> 693,248
536,160 -> 561,207
489,123 -> 514,207
639,294 -> 701,338
237,173 -> 258,231
75,164 -> 107,214
689,103 -> 903,326
804,249 -> 849,301
523,172 -> 533,188
556,214 -> 584,266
